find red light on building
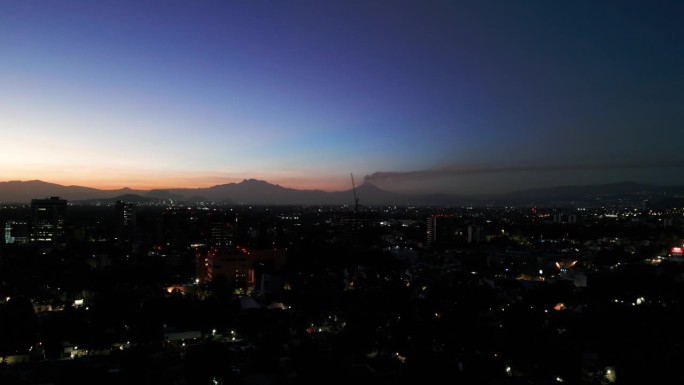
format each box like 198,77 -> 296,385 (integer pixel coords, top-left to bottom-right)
671,247 -> 683,255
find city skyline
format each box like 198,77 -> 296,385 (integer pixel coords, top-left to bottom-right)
1,1 -> 683,194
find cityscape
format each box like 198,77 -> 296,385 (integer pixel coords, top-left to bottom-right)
1,183 -> 684,384
2,1 -> 684,384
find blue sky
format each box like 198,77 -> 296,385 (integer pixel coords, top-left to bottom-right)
1,1 -> 683,193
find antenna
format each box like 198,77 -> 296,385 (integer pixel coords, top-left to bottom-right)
351,173 -> 360,213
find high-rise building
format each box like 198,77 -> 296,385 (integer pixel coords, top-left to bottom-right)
467,225 -> 481,244
4,220 -> 29,245
162,207 -> 193,250
115,201 -> 137,251
115,200 -> 136,227
427,214 -> 470,247
208,211 -> 236,250
30,197 -> 67,244
426,216 -> 437,246
337,211 -> 378,245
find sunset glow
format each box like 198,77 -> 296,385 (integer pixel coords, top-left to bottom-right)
1,1 -> 683,194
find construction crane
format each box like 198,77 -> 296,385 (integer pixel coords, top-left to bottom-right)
351,173 -> 360,214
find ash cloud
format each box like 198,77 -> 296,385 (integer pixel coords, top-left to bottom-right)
364,160 -> 684,183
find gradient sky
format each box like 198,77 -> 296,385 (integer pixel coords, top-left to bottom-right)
1,1 -> 683,194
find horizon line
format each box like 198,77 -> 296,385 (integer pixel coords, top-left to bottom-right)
0,177 -> 370,194
0,177 -> 676,198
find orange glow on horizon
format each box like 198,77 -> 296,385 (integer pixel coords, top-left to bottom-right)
1,174 -> 353,193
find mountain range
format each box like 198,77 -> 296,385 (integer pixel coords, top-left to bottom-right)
1,179 -> 683,207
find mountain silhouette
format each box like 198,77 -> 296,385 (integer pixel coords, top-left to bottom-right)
0,179 -> 682,206
0,180 -> 146,202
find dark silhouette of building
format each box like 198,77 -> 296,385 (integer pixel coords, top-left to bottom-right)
336,211 -> 379,245
30,197 -> 67,244
426,216 -> 437,246
115,200 -> 137,251
426,214 -> 464,247
161,207 -> 194,250
467,224 -> 482,244
208,211 -> 236,250
115,200 -> 136,227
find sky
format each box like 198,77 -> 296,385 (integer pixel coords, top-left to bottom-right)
1,0 -> 683,194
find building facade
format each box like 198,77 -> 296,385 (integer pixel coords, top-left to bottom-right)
30,197 -> 67,244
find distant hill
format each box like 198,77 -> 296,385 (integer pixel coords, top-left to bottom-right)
0,180 -> 146,202
0,178 -> 459,205
143,179 -> 417,205
1,179 -> 683,206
